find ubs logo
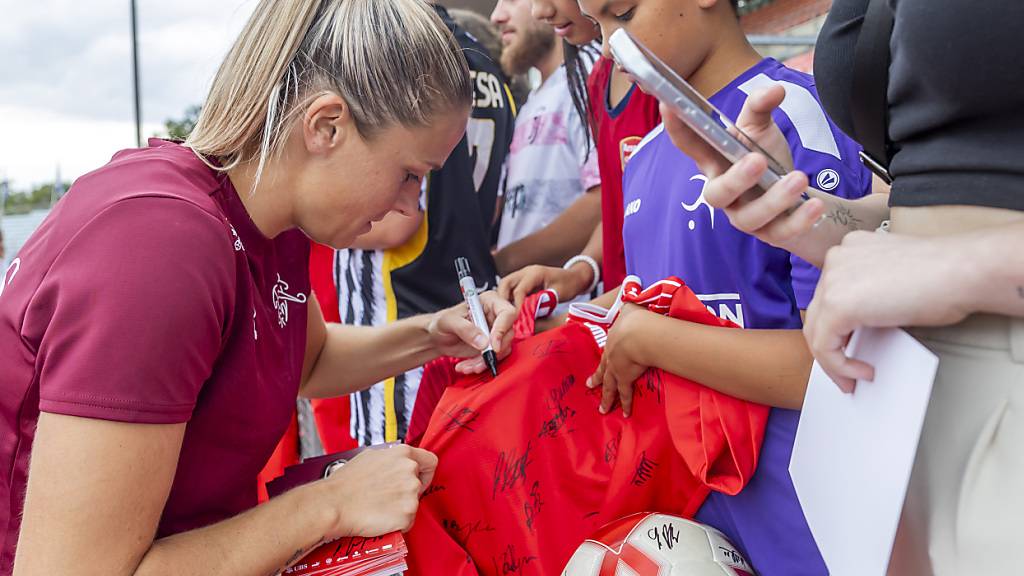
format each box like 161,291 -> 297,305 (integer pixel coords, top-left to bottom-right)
271,274 -> 307,328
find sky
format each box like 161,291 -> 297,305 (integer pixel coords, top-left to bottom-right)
0,0 -> 259,191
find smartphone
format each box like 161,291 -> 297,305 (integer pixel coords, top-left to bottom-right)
608,28 -> 793,197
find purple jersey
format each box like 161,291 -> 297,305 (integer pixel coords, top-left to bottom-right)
622,59 -> 872,575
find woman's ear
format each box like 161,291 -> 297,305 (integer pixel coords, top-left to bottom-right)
302,92 -> 352,154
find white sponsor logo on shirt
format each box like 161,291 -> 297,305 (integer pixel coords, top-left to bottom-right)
0,258 -> 21,298
816,169 -> 840,191
624,198 -> 642,218
697,292 -> 745,328
681,174 -> 715,231
272,274 -> 307,328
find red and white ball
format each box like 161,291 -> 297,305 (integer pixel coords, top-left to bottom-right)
562,513 -> 756,576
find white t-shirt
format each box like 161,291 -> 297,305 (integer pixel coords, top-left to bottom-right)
497,65 -> 601,249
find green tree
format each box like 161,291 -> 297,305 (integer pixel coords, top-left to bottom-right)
2,182 -> 71,215
164,104 -> 202,140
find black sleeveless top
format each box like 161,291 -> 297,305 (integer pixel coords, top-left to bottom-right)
814,0 -> 1024,211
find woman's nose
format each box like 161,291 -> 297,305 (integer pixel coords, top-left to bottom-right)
393,182 -> 422,217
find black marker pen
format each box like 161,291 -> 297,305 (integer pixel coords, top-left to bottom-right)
455,257 -> 499,377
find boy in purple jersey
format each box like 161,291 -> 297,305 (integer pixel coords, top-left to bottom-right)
579,0 -> 873,574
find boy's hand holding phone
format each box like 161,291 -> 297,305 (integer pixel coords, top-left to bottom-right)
661,84 -> 828,254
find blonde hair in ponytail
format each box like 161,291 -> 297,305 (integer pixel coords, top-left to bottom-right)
186,0 -> 472,186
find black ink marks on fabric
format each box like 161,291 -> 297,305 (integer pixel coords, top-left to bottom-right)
604,432 -> 622,464
444,406 -> 480,433
648,522 -> 680,550
538,375 -> 578,438
422,483 -> 447,498
538,401 -> 576,438
547,375 -> 575,407
634,370 -> 663,405
524,481 -> 544,533
826,202 -> 864,231
492,441 -> 534,500
532,338 -> 569,359
443,518 -> 496,547
631,451 -> 659,487
491,544 -> 538,575
583,511 -> 600,519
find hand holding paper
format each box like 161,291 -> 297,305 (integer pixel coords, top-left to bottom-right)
790,327 -> 938,576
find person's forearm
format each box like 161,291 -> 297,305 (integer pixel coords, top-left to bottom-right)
788,191 -> 890,268
301,316 -> 437,398
495,189 -> 601,275
561,223 -> 606,296
582,222 -> 603,260
632,315 -> 812,409
962,222 -> 1024,318
135,482 -> 334,576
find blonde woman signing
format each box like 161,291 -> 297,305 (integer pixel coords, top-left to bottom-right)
0,1 -> 515,574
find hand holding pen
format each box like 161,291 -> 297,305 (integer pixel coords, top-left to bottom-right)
456,257 -> 500,376
424,259 -> 516,376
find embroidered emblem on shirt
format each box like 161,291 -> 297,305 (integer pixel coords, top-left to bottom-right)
681,174 -> 715,231
272,274 -> 307,328
619,136 -> 643,170
230,225 -> 244,252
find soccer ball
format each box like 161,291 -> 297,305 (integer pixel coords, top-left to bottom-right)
562,513 -> 756,576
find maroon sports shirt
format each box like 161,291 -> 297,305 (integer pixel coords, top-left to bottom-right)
0,140 -> 310,570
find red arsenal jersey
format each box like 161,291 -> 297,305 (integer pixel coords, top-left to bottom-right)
587,57 -> 662,290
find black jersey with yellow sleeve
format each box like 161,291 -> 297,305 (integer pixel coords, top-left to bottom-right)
389,6 -> 515,319
333,5 -> 515,445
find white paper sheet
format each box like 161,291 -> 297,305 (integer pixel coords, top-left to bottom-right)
790,327 -> 938,576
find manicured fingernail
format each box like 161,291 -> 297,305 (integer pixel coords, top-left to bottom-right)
599,405 -> 607,414
586,378 -> 596,388
473,334 -> 488,349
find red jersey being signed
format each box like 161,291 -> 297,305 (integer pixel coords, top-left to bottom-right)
404,278 -> 769,575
